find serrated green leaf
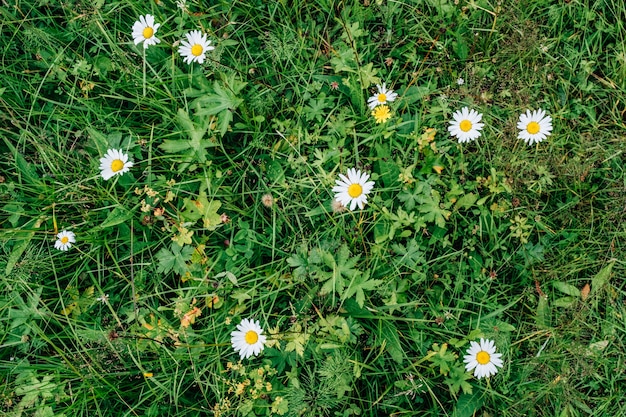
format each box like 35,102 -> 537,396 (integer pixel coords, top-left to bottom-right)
156,244 -> 193,275
341,270 -> 383,308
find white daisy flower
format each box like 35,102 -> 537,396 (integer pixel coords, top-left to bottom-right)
231,318 -> 267,360
448,107 -> 484,143
332,168 -> 375,211
54,230 -> 76,251
456,77 -> 465,86
132,14 -> 161,49
178,30 -> 214,65
99,149 -> 134,181
463,338 -> 504,379
517,109 -> 553,145
367,83 -> 398,109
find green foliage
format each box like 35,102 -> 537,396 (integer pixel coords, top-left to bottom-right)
1,0 -> 625,416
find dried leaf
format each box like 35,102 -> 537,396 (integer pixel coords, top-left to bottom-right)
581,283 -> 590,301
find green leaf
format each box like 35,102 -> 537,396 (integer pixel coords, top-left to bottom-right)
341,270 -> 383,308
316,245 -> 360,299
192,76 -> 245,137
554,296 -> 576,308
156,244 -> 194,275
428,343 -> 456,375
452,393 -> 484,417
453,193 -> 478,210
418,189 -> 451,228
99,206 -> 133,229
181,192 -> 222,230
379,320 -> 404,363
357,62 -> 380,89
6,232 -> 34,276
445,365 -> 473,396
552,281 -> 581,297
590,260 -> 615,295
535,295 -> 550,328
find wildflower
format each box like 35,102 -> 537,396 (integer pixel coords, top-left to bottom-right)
330,81 -> 339,90
463,338 -> 503,379
331,198 -> 347,214
99,149 -> 133,180
332,168 -> 375,211
54,230 -> 75,251
456,77 -> 465,86
178,30 -> 214,65
517,109 -> 553,145
261,193 -> 274,208
367,83 -> 398,109
96,294 -> 109,304
231,318 -> 267,359
372,105 -> 392,124
132,14 -> 161,49
448,107 -> 484,143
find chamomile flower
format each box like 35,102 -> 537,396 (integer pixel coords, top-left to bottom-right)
178,30 -> 214,65
517,109 -> 553,145
99,149 -> 133,181
54,230 -> 76,251
367,83 -> 398,109
463,338 -> 504,379
231,318 -> 267,359
372,105 -> 392,124
448,107 -> 484,143
332,168 -> 375,211
132,14 -> 160,49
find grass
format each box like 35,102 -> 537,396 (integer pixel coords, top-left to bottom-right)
1,0 -> 625,416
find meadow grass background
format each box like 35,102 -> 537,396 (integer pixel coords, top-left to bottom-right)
1,0 -> 625,416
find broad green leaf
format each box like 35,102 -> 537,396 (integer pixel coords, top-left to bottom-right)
590,260 -> 615,295
552,281 -> 580,297
6,232 -> 34,276
452,393 -> 484,417
99,206 -> 132,229
454,193 -> 478,210
554,296 -> 576,308
536,295 -> 550,328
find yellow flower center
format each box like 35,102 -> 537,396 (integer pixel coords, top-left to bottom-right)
460,119 -> 473,132
526,121 -> 540,134
61,236 -> 69,244
476,350 -> 491,365
377,93 -> 387,103
191,44 -> 203,57
245,330 -> 259,345
142,27 -> 154,39
111,159 -> 124,172
347,183 -> 363,198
